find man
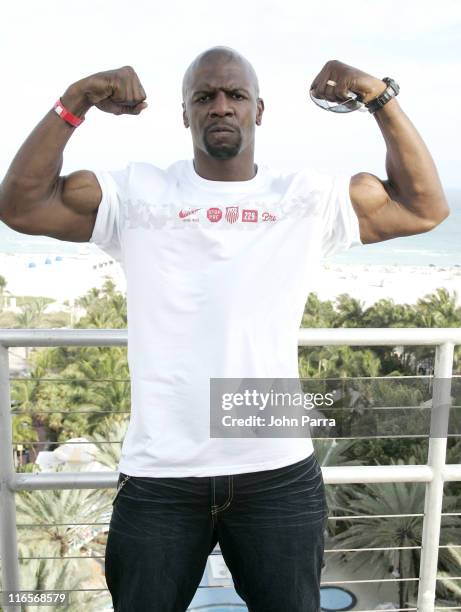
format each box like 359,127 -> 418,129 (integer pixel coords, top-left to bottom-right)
0,47 -> 449,611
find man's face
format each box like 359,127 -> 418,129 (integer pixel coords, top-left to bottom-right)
182,59 -> 264,160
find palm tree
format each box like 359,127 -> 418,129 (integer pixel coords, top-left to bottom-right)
91,416 -> 129,469
435,545 -> 461,604
16,343 -> 128,430
322,346 -> 381,379
11,413 -> 38,466
10,376 -> 45,462
8,280 -> 130,468
413,288 -> 460,328
312,439 -> 363,536
33,297 -> 56,320
12,462 -> 116,610
302,292 -> 336,328
71,348 -> 130,416
362,298 -> 414,328
75,279 -> 126,329
15,303 -> 39,330
15,298 -> 55,329
17,541 -> 111,611
15,464 -> 114,560
331,456 -> 461,608
14,298 -> 55,362
414,288 -> 461,372
334,293 -> 365,327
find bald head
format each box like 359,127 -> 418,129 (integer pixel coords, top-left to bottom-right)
181,46 -> 264,164
182,46 -> 259,102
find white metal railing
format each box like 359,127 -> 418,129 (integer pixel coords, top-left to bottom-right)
0,328 -> 461,612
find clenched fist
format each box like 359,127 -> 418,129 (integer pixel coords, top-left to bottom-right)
310,60 -> 387,105
61,66 -> 148,117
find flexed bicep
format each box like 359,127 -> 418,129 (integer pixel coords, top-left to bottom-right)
349,172 -> 443,244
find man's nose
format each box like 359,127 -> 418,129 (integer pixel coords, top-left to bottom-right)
209,91 -> 234,117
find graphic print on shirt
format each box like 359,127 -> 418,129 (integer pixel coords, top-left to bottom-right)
242,209 -> 258,222
115,160 -> 344,236
178,207 -> 201,219
207,207 -> 223,222
225,206 -> 239,224
124,199 -> 283,231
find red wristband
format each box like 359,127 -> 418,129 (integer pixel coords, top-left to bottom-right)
53,98 -> 85,127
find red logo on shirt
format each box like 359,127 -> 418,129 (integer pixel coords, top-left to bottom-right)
242,209 -> 258,223
179,208 -> 201,218
225,206 -> 239,223
207,207 -> 222,222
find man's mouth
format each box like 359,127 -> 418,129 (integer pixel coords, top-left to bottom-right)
208,125 -> 235,133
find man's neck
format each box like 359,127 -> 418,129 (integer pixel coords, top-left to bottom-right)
192,151 -> 257,182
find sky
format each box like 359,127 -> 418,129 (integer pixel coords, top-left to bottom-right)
0,0 -> 460,188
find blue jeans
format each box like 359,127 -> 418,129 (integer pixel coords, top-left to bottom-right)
104,453 -> 329,611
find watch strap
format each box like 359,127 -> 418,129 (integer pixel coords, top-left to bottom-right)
365,78 -> 399,114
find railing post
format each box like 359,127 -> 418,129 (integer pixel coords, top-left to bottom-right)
0,345 -> 21,612
417,341 -> 454,612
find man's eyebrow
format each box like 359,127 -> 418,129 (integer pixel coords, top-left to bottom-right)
192,86 -> 251,96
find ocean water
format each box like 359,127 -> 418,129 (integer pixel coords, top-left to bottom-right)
0,189 -> 460,266
0,226 -> 84,256
333,188 -> 461,267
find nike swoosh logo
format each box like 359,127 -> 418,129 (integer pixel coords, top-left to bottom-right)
179,208 -> 201,218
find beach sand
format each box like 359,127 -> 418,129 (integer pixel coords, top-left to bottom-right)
0,251 -> 126,308
1,252 -> 460,310
317,262 -> 461,307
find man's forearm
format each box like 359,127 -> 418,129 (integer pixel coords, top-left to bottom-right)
373,97 -> 449,222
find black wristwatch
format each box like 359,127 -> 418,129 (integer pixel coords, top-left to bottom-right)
365,77 -> 400,114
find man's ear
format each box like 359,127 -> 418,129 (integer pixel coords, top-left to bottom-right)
182,102 -> 189,128
256,97 -> 264,126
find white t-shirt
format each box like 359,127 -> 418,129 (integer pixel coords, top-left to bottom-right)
89,159 -> 362,477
